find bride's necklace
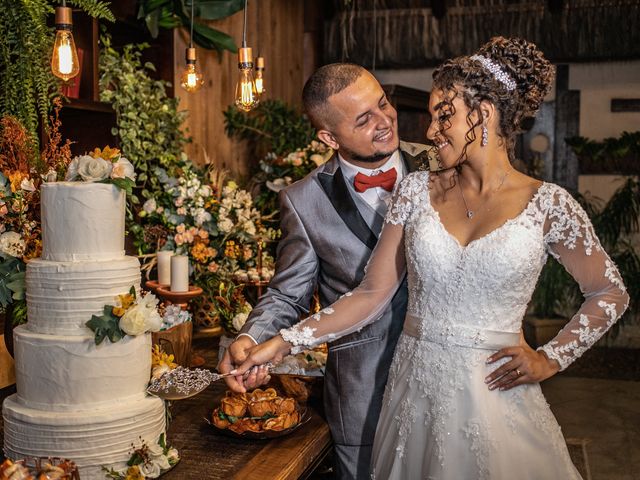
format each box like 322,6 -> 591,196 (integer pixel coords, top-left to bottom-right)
458,169 -> 511,220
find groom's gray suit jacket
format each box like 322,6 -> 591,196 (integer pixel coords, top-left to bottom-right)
239,141 -> 428,464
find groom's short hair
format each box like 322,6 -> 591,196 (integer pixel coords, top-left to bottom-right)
303,63 -> 366,128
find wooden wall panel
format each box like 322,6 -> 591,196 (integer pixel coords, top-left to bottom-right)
174,0 -> 305,178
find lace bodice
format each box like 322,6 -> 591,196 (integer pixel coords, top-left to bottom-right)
280,172 -> 629,370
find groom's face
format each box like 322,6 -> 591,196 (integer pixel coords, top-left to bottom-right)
318,72 -> 399,167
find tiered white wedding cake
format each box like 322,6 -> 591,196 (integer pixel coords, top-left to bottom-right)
3,182 -> 166,479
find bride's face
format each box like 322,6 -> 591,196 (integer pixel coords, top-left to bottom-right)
426,88 -> 481,169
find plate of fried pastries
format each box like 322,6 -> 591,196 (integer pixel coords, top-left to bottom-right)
207,388 -> 310,439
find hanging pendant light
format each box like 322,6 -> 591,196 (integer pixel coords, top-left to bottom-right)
254,55 -> 265,96
234,0 -> 259,111
51,0 -> 80,81
253,1 -> 265,96
180,0 -> 204,93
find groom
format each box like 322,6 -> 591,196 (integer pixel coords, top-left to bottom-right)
219,63 -> 431,479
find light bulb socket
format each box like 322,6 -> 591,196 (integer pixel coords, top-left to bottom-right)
238,47 -> 253,64
186,47 -> 197,62
238,62 -> 253,70
55,6 -> 73,29
256,56 -> 265,69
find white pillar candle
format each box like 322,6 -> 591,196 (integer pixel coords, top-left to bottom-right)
157,250 -> 173,285
170,255 -> 189,292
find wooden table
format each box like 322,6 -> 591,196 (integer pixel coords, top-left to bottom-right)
0,335 -> 333,479
164,382 -> 332,480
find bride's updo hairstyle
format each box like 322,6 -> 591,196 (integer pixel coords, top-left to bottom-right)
432,36 -> 555,164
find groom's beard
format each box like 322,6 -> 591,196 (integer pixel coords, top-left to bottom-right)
340,146 -> 397,164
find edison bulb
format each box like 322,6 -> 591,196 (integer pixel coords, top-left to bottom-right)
235,68 -> 259,111
254,56 -> 266,96
51,29 -> 80,81
180,63 -> 204,92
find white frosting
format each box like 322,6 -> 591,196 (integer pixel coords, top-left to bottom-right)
3,181 -> 169,476
26,257 -> 141,336
41,182 -> 126,261
13,325 -> 152,411
3,394 -> 165,480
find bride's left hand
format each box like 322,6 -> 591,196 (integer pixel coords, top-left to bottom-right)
484,340 -> 560,391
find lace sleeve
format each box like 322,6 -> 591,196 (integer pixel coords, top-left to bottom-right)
539,187 -> 630,370
279,175 -> 420,349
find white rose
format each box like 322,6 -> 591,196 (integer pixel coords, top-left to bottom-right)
218,217 -> 234,233
139,293 -> 163,332
242,220 -> 256,236
166,448 -> 180,464
0,231 -> 25,257
111,156 -> 136,180
143,198 -> 157,214
118,305 -> 148,336
232,312 -> 249,332
77,155 -> 112,182
20,178 -> 36,192
139,461 -> 161,478
65,156 -> 81,180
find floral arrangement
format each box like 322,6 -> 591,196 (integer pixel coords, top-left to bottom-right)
160,304 -> 191,331
251,140 -> 333,217
132,160 -> 276,332
0,103 -> 72,323
151,344 -> 177,380
104,434 -> 179,480
209,282 -> 253,335
85,287 -> 162,345
65,146 -> 136,194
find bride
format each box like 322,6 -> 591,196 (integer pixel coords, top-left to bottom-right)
232,37 -> 629,479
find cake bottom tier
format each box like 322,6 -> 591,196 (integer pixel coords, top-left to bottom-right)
3,394 -> 166,480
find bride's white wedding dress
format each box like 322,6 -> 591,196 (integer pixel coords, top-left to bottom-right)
280,171 -> 629,479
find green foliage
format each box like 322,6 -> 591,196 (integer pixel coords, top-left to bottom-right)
62,0 -> 115,21
224,100 -> 317,157
0,254 -> 26,309
566,131 -> 640,161
0,1 -> 113,149
138,0 -> 242,53
99,32 -> 190,191
85,305 -> 125,345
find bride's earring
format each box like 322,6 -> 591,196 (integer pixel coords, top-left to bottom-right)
481,125 -> 488,147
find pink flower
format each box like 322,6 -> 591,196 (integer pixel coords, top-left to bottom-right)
198,230 -> 209,240
176,224 -> 186,234
207,262 -> 219,273
0,204 -> 8,216
174,233 -> 184,246
177,207 -> 187,215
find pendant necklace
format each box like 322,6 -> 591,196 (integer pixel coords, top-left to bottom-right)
458,169 -> 511,220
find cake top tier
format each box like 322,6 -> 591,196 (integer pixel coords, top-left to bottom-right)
41,182 -> 126,261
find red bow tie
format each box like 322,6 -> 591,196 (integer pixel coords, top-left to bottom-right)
353,168 -> 398,193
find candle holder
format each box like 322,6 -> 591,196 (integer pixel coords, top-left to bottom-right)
145,280 -> 168,294
154,285 -> 204,368
155,285 -> 203,309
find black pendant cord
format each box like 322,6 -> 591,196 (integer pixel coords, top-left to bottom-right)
242,0 -> 248,48
189,0 -> 195,48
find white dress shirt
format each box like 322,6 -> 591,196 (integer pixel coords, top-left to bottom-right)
338,150 -> 405,215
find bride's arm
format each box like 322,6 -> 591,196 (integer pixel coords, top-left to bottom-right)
486,186 -> 629,390
232,174 -> 422,374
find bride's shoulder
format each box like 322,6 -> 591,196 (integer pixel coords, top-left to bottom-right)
397,171 -> 431,194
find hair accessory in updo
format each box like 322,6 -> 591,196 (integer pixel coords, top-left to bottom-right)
469,55 -> 517,91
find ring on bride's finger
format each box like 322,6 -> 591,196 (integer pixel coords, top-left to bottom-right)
516,369 -> 523,376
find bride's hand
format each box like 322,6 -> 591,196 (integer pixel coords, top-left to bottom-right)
231,335 -> 292,378
484,341 -> 560,391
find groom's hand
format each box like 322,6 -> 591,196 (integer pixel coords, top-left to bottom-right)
220,336 -> 271,393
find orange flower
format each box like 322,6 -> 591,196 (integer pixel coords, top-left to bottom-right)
8,171 -> 26,193
112,292 -> 135,317
90,146 -> 120,161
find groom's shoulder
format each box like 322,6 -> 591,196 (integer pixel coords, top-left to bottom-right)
282,155 -> 338,198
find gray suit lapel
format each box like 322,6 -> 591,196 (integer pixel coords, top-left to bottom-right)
318,159 -> 378,251
317,145 -> 428,249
